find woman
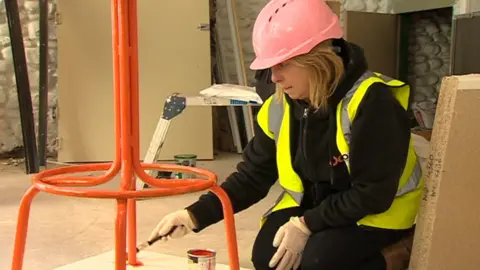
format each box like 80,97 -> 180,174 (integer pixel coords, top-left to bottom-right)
149,0 -> 423,269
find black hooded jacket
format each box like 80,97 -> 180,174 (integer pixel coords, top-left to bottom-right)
186,40 -> 411,233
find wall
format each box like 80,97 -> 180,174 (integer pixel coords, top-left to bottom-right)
214,0 -> 341,86
1,0 -> 263,156
0,0 -> 57,155
214,0 -> 268,86
455,0 -> 480,14
0,0 -> 464,155
214,0 -> 455,84
340,2 -> 453,129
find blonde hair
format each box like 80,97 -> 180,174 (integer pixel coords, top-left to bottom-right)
275,39 -> 345,111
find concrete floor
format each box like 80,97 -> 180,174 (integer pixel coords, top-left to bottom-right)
0,153 -> 282,270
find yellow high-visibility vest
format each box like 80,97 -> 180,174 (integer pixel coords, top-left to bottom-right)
256,71 -> 424,230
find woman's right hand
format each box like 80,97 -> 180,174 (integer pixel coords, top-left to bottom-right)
148,209 -> 197,242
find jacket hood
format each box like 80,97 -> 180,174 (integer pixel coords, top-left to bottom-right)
288,39 -> 368,120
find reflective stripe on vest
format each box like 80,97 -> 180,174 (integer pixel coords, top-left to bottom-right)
337,71 -> 423,198
267,92 -> 304,203
256,71 -> 424,229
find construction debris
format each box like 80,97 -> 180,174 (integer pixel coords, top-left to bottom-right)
2,158 -> 24,167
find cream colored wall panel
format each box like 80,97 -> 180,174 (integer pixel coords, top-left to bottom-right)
455,0 -> 480,15
343,0 -> 455,14
56,0 -> 212,162
343,11 -> 399,78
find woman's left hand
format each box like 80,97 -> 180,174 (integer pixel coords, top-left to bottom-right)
269,216 -> 311,270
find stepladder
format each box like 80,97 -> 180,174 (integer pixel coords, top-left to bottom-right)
136,83 -> 263,190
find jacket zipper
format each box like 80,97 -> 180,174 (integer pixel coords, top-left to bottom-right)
302,107 -> 318,206
302,107 -> 309,163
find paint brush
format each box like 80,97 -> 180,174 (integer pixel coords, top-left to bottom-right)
134,226 -> 179,253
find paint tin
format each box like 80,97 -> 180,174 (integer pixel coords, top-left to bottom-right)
172,154 -> 197,179
187,249 -> 216,270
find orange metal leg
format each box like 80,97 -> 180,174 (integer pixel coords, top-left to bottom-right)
116,0 -> 135,268
126,0 -> 141,265
115,199 -> 128,270
11,187 -> 40,270
127,198 -> 141,266
10,0 -> 239,269
211,186 -> 240,270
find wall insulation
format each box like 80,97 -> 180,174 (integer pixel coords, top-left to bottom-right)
407,8 -> 453,128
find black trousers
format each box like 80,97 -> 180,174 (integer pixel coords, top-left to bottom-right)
251,207 -> 413,270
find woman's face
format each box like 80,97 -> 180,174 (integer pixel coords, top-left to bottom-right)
271,61 -> 310,100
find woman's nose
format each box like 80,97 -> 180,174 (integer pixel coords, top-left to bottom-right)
271,70 -> 282,83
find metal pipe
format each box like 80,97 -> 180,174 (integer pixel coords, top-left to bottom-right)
225,0 -> 255,143
117,0 -> 131,268
214,25 -> 243,153
4,0 -> 39,174
38,0 -> 49,167
126,0 -> 140,265
11,187 -> 40,270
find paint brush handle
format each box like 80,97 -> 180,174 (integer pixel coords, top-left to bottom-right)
135,226 -> 179,252
147,226 -> 178,245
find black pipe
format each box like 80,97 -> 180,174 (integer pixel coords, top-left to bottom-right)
38,0 -> 49,167
4,0 -> 39,174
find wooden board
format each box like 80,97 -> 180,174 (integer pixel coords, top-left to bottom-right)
409,74 -> 480,270
56,0 -> 213,162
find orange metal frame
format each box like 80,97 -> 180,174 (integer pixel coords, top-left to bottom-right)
10,0 -> 240,269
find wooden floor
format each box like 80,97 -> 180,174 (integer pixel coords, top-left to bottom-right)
54,250 -> 252,270
1,153 -> 276,270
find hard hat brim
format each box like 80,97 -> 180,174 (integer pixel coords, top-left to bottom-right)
249,55 -> 287,70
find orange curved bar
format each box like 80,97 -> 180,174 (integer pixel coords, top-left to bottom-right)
11,187 -> 40,270
11,0 -> 240,269
36,163 -> 217,188
39,163 -> 118,186
210,186 -> 240,269
33,179 -> 214,199
135,162 -> 219,188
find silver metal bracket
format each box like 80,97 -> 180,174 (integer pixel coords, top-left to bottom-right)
197,23 -> 210,31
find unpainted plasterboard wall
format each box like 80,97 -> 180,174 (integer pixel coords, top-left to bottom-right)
55,0 -> 213,162
342,10 -> 399,78
342,0 -> 454,14
0,0 -> 266,157
0,0 -> 260,157
455,0 -> 480,14
451,12 -> 480,75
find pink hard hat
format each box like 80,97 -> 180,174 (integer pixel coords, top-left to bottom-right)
250,0 -> 344,70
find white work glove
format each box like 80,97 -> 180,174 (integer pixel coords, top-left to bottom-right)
269,216 -> 311,270
148,210 -> 197,242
